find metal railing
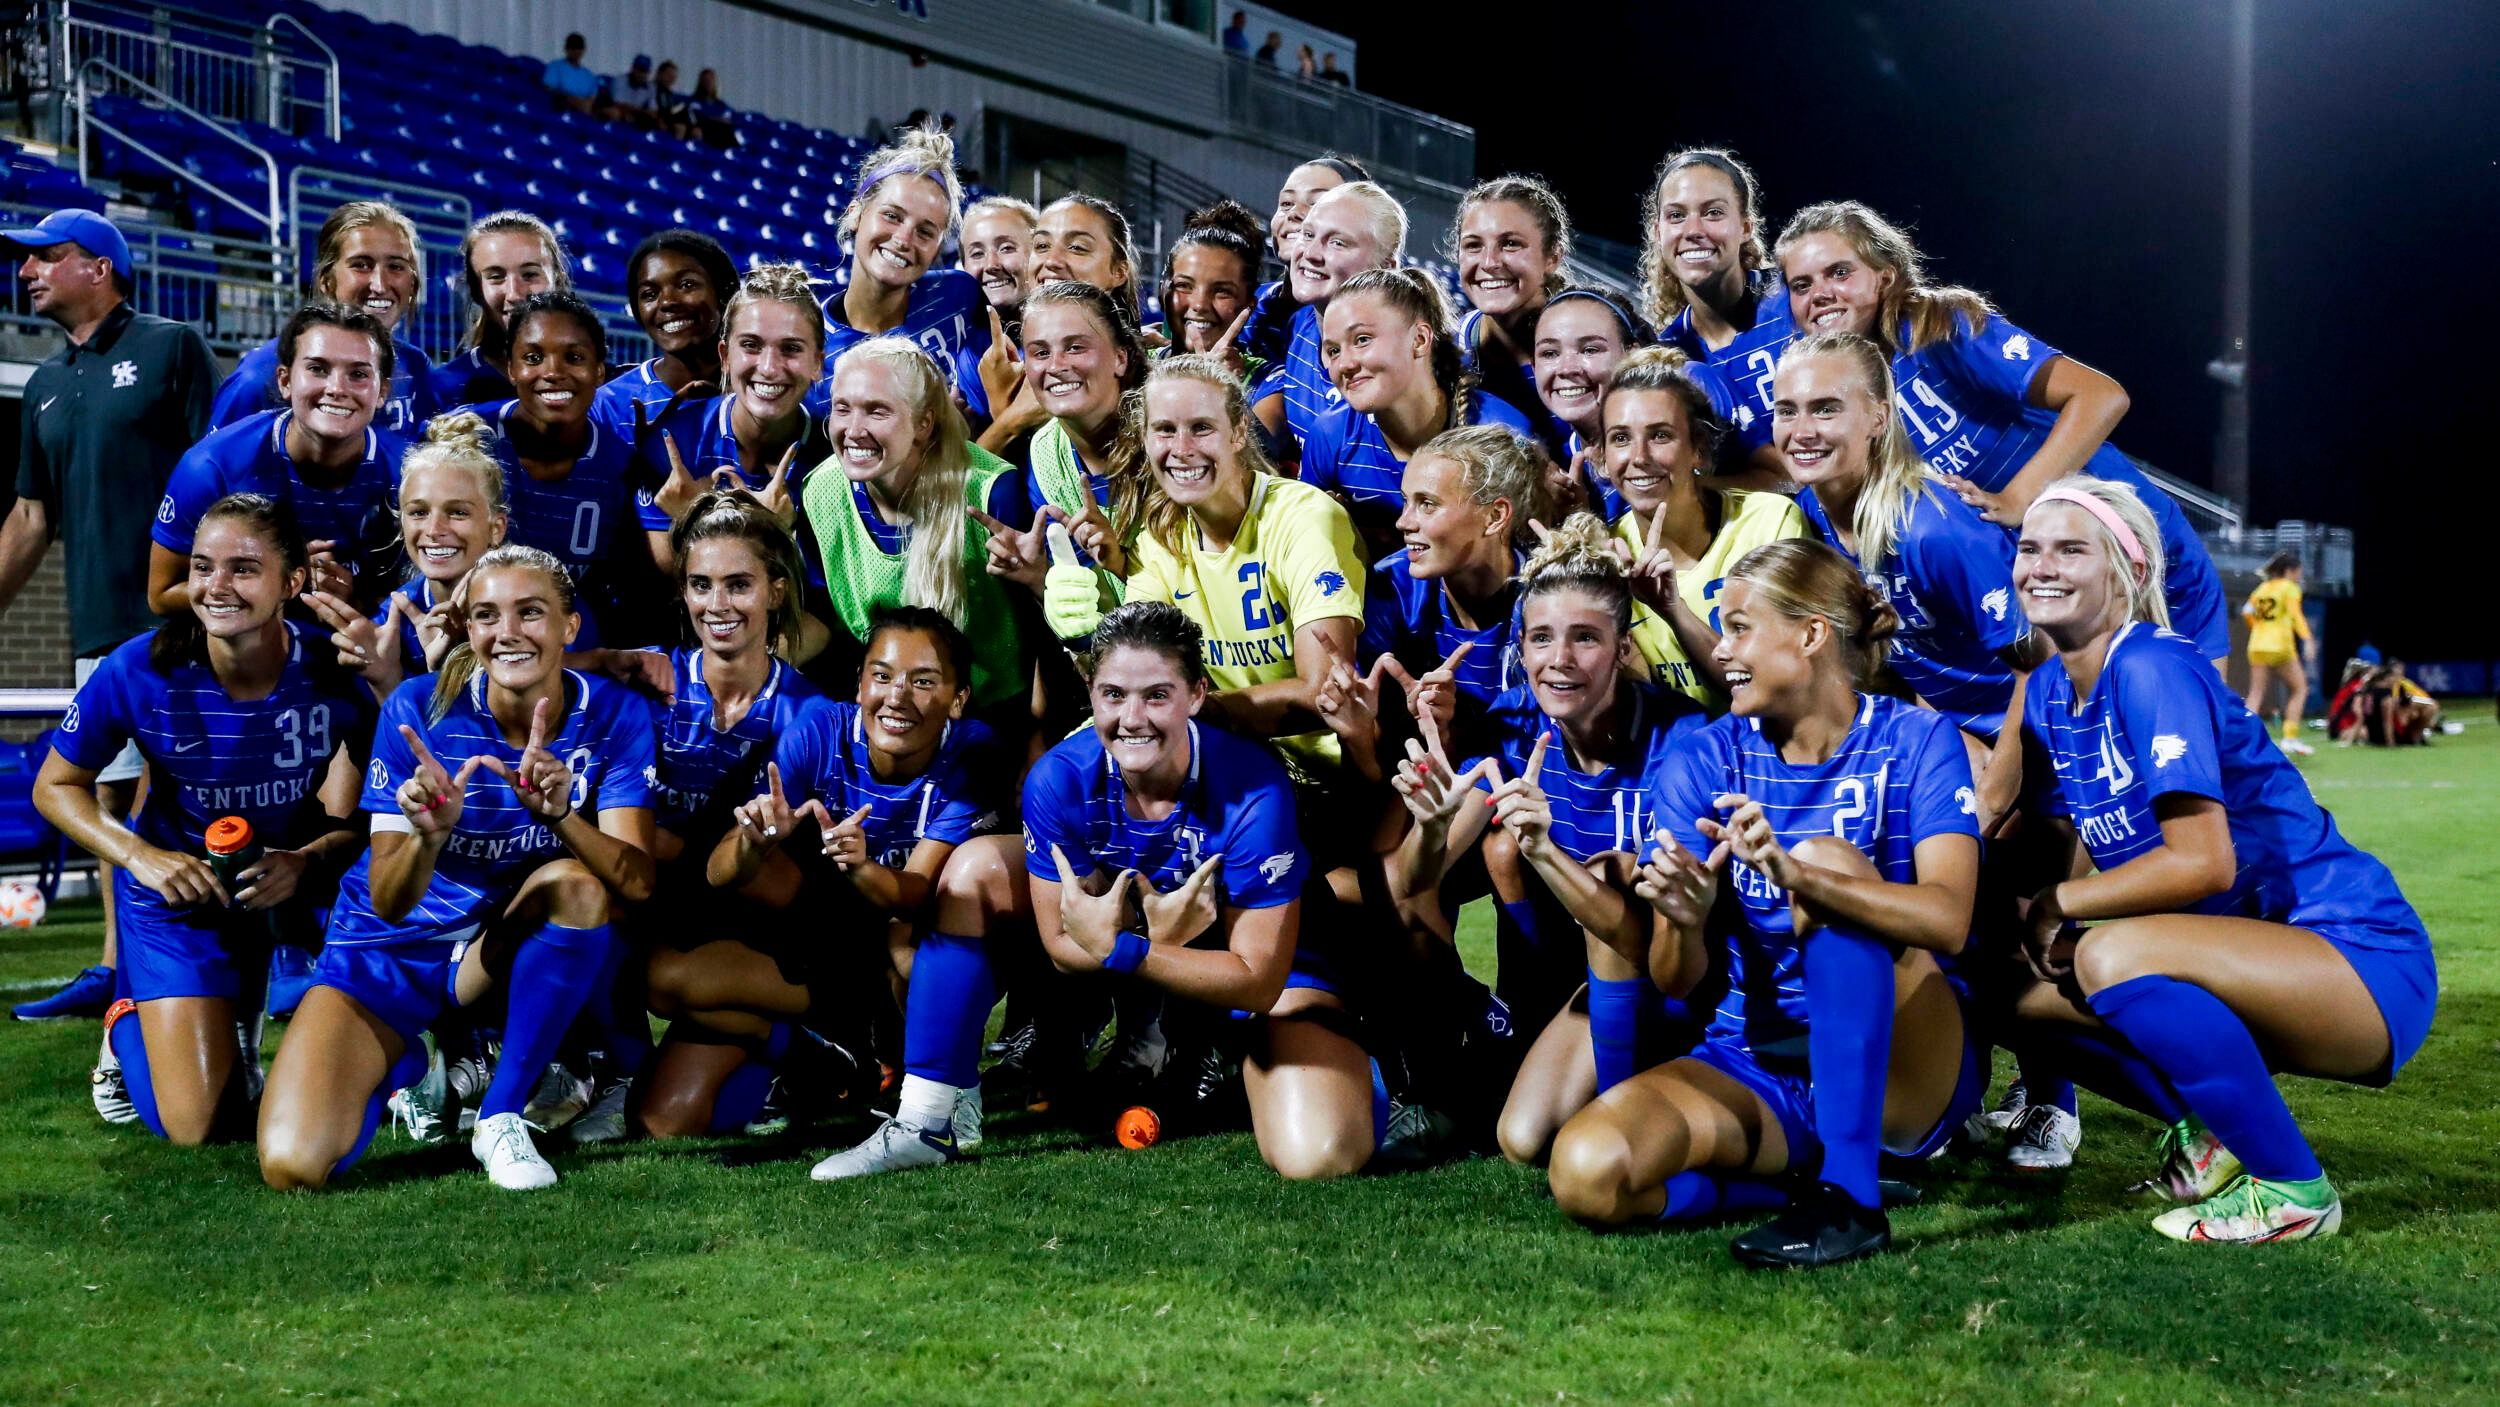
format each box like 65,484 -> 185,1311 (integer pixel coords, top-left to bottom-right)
74,57 -> 281,239
2207,520 -> 2356,598
1219,62 -> 1474,191
48,0 -> 337,141
0,196 -> 291,353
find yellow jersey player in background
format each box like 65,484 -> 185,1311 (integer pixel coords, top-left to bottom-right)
2242,549 -> 2316,755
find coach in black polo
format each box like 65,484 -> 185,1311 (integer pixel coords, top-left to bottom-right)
0,209 -> 214,659
0,208 -> 215,1026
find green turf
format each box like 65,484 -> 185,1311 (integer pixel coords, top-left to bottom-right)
6,719 -> 2499,1404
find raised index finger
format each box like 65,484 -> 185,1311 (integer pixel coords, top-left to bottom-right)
398,723 -> 443,774
1434,638 -> 1475,678
1648,501 -> 1669,546
1220,304 -> 1252,348
526,696 -> 551,755
1524,729 -> 1551,785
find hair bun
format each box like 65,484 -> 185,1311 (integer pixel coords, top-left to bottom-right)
1183,198 -> 1264,248
1858,579 -> 1902,658
422,408 -> 493,456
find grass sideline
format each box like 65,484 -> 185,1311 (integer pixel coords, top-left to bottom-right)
3,718 -> 2498,1404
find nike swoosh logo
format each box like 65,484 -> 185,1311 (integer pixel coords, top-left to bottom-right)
39,397 -> 56,412
1173,591 -> 1193,600
172,740 -> 204,753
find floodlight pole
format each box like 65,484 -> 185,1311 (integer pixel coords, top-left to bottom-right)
2208,0 -> 2253,510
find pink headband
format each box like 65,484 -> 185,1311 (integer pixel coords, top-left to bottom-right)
2030,483 -> 2144,567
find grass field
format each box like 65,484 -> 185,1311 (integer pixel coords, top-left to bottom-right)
5,718 -> 2499,1405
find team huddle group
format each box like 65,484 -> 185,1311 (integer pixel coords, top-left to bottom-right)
25,126 -> 2435,1266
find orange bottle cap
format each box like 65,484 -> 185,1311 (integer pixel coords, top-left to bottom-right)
204,816 -> 254,856
1115,1105 -> 1162,1150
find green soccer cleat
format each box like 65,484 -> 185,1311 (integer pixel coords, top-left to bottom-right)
2151,1172 -> 2341,1244
2136,1118 -> 2244,1202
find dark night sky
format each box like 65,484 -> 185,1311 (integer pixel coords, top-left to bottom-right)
1266,0 -> 2499,663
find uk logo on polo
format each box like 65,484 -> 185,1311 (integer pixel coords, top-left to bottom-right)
111,359 -> 137,388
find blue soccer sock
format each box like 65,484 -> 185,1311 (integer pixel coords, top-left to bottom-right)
479,921 -> 614,1121
2087,973 -> 2321,1183
1498,900 -> 1546,949
107,1002 -> 163,1140
902,931 -> 996,1093
1586,975 -> 1653,1095
1659,1170 -> 1788,1224
2020,1025 -> 2189,1124
2024,1069 -> 2078,1116
1804,922 -> 1894,1210
333,1043 -> 430,1178
585,932 -> 649,1079
707,1059 -> 775,1133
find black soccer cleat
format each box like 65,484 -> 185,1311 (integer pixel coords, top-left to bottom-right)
1729,1181 -> 1892,1268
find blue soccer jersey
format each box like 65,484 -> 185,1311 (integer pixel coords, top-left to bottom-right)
1886,311 -> 2228,658
1260,302 -> 1337,457
1358,546 -> 1523,706
430,347 -> 511,412
210,334 -> 440,437
2026,623 -> 2425,944
1798,482 -> 2025,739
1646,695 -> 1978,1053
1299,388 -> 1534,556
770,702 -> 1001,869
1662,271 -> 1794,455
630,396 -> 833,560
153,410 -> 405,580
594,359 -> 715,469
327,671 -> 657,947
1468,682 -> 1709,864
369,575 -> 450,670
1021,721 -> 1305,912
806,268 -> 990,415
472,399 -> 645,583
1460,307 -> 1568,457
648,648 -> 825,833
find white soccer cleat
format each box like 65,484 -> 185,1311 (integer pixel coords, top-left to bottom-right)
953,1084 -> 984,1156
2138,1119 -> 2244,1202
472,1111 -> 559,1190
1981,1078 -> 2031,1134
523,1063 -> 593,1132
2151,1173 -> 2340,1244
2004,1104 -> 2081,1170
809,1117 -> 956,1181
90,1056 -> 137,1126
569,1076 -> 633,1144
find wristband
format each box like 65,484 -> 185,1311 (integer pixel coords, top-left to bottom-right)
1104,929 -> 1150,975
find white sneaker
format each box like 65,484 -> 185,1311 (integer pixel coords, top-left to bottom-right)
523,1063 -> 593,1132
809,1116 -> 956,1181
2005,1103 -> 2081,1170
472,1111 -> 559,1190
569,1077 -> 632,1144
953,1084 -> 984,1156
90,1055 -> 137,1125
389,1047 -> 451,1144
2280,736 -> 2315,757
1981,1078 -> 2031,1134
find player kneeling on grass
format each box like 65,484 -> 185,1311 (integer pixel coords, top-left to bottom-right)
36,495 -> 373,1141
257,546 -> 659,1192
2005,478 -> 2436,1243
693,607 -> 1003,1170
1548,539 -> 1986,1268
1381,515 -> 1709,1166
1025,602 -> 1377,1181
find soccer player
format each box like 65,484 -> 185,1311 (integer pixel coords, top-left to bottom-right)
2010,477 -> 2433,1242
308,412 -> 510,700
1452,175 -> 1570,456
430,211 -> 568,410
640,262 -> 831,576
813,127 -> 987,413
1152,201 -> 1264,369
1597,347 -> 1810,711
211,201 -> 438,434
1025,600 -> 1376,1180
1386,515 -> 1710,1164
1548,538 -> 1984,1267
706,607 -> 1004,1177
153,302 -> 405,616
1359,424 -> 1546,724
999,280 -> 1149,554
463,293 -> 648,647
35,495 -> 372,1142
1238,156 -> 1366,437
1303,267 -> 1534,560
1255,181 -> 1405,462
956,194 -> 1039,423
257,545 -> 659,1192
1043,354 -> 1367,792
1638,148 -> 1793,488
597,228 -> 738,458
1030,192 -> 1143,328
1531,287 -> 1659,466
2242,550 -> 2315,754
800,338 -> 1031,740
1775,201 -> 2229,662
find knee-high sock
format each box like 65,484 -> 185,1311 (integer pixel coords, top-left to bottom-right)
2087,973 -> 2320,1182
708,1059 -> 774,1134
1586,975 -> 1653,1096
1659,1170 -> 1788,1224
2018,1024 -> 2188,1124
108,1003 -> 164,1140
333,1044 -> 430,1178
478,922 -> 614,1121
1804,923 -> 1893,1210
2021,1068 -> 2079,1116
902,931 -> 994,1091
586,934 -> 649,1078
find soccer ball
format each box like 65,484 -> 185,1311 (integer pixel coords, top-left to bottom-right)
0,879 -> 45,928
